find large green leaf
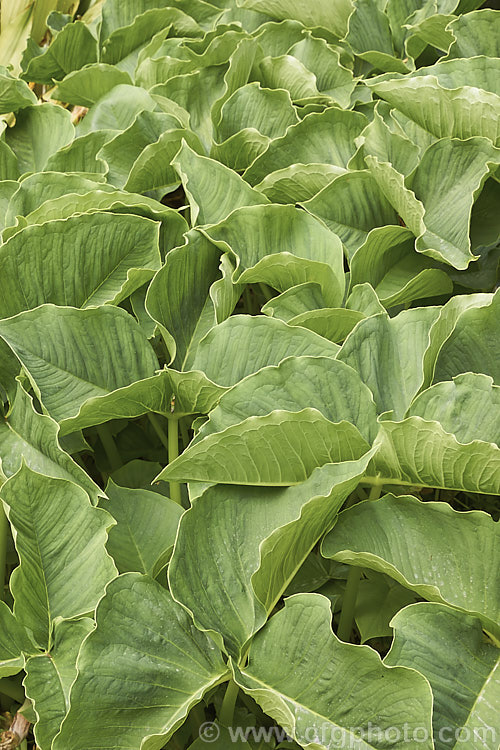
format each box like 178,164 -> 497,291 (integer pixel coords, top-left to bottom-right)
408,372 -> 500,445
194,356 -> 378,444
0,305 -> 158,423
322,494 -> 500,637
244,107 -> 366,186
53,574 -> 228,750
201,203 -> 345,306
172,140 -> 269,225
101,480 -> 183,577
433,288 -> 500,384
0,601 -> 37,678
386,603 -> 500,749
1,466 -> 116,647
371,136 -> 500,269
190,315 -> 340,386
22,20 -> 97,83
445,9 -> 500,59
159,408 -> 369,485
345,0 -> 410,74
52,64 -> 133,106
337,307 -> 440,419
234,594 -> 433,749
99,110 -> 185,189
216,81 -> 298,141
289,34 -> 356,107
0,382 -> 102,503
369,74 -> 500,145
369,416 -> 500,495
24,618 -> 94,750
350,225 -> 453,307
170,452 -> 373,659
237,0 -> 354,38
44,130 -> 112,174
4,103 -> 74,173
77,84 -> 157,134
0,68 -> 37,113
254,163 -> 345,204
0,212 -> 161,317
303,170 -> 399,257
146,230 -> 238,369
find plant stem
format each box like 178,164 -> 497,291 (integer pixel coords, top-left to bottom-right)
96,423 -> 121,472
0,678 -> 24,704
337,482 -> 383,642
219,679 -> 239,727
336,566 -> 362,642
0,502 -> 7,602
168,417 -> 182,506
188,703 -> 206,742
147,413 -> 169,452
179,417 -> 190,450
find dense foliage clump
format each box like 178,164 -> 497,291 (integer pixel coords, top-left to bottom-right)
0,0 -> 499,748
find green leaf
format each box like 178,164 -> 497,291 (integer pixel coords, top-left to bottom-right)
0,69 -> 37,113
172,140 -> 269,225
369,74 -> 500,145
0,382 -> 102,504
44,130 -> 113,174
244,107 -> 366,186
354,571 -> 419,643
0,140 -> 18,180
254,163 -> 345,204
194,356 -> 378,444
0,601 -> 37,678
410,137 -> 500,269
350,226 -> 453,308
337,307 -> 440,419
51,64 -> 133,107
146,230 -> 236,369
434,288 -> 500,384
303,170 -> 399,257
201,203 -> 345,306
237,0 -> 354,38
0,212 -> 161,317
123,129 -> 205,196
408,373 -> 500,445
16,186 -> 187,255
101,480 -> 183,577
190,315 -> 340,386
22,20 -> 97,84
4,103 -> 74,173
170,452 -> 373,659
256,54 -> 321,102
0,305 -> 159,423
370,417 -> 500,495
289,308 -> 366,344
57,369 -> 226,435
422,292 -> 494,389
323,494 -> 500,636
289,34 -> 356,107
24,618 -> 94,750
99,110 -> 184,188
1,466 -> 116,647
159,408 -> 369,485
234,594 -> 433,749
262,282 -> 326,322
346,0 -> 410,74
53,574 -> 228,750
4,172 -> 115,229
78,84 -> 157,134
217,81 -> 299,141
385,603 -> 500,750
445,9 -> 500,59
